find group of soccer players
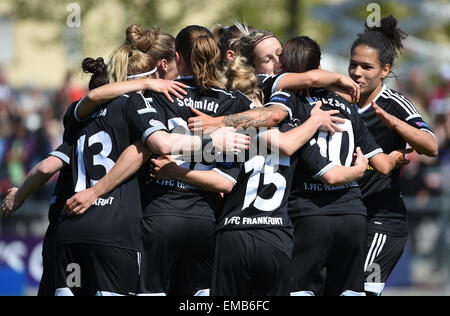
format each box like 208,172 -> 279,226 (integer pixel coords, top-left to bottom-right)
1,15 -> 438,296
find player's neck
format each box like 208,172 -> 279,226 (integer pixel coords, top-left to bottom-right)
178,66 -> 193,77
357,83 -> 384,109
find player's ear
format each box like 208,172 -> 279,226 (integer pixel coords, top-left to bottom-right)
318,64 -> 322,70
226,50 -> 236,63
158,59 -> 168,74
381,63 -> 391,80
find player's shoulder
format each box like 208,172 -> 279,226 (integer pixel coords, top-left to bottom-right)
379,85 -> 415,109
270,89 -> 297,101
257,73 -> 277,85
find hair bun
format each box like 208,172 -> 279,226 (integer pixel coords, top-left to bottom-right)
82,57 -> 107,75
126,24 -> 157,53
365,15 -> 407,52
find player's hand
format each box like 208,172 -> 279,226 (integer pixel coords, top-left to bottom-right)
64,188 -> 98,217
310,101 -> 345,136
389,148 -> 414,168
372,101 -> 398,129
150,155 -> 179,180
337,75 -> 360,104
145,79 -> 188,103
353,147 -> 369,177
188,107 -> 224,133
1,187 -> 21,220
209,127 -> 250,154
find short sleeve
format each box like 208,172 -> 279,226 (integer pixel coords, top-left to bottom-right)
388,93 -> 435,138
265,90 -> 300,121
299,138 -> 338,180
48,142 -> 71,165
213,161 -> 243,186
63,101 -> 81,130
124,93 -> 169,144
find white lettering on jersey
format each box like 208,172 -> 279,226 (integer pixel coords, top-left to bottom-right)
176,97 -> 220,113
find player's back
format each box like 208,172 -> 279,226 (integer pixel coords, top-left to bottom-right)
141,76 -> 255,220
287,88 -> 382,218
56,94 -> 149,251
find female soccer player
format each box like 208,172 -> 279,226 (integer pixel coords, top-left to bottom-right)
1,56 -> 110,296
149,99 -> 371,296
348,15 -> 438,296
65,25 -> 254,297
54,37 -> 246,296
275,36 -> 407,296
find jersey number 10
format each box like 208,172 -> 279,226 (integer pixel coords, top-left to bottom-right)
317,119 -> 355,167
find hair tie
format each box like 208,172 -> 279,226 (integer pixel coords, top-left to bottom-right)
126,67 -> 158,80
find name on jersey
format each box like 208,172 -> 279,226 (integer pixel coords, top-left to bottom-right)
155,179 -> 201,191
307,97 -> 352,115
92,197 -> 115,207
224,216 -> 283,226
303,181 -> 358,192
177,97 -> 220,114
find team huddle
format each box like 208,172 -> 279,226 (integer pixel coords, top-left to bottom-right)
0,15 -> 438,296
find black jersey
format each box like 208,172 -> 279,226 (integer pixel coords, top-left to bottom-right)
47,142 -> 72,225
213,121 -> 296,257
257,74 -> 287,104
214,113 -> 335,257
138,76 -> 255,220
47,102 -> 81,225
358,85 -> 435,220
268,88 -> 383,217
56,93 -> 166,251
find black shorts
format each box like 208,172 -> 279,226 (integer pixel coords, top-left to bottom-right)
138,216 -> 215,296
291,215 -> 367,296
211,230 -> 292,297
55,243 -> 140,296
364,231 -> 408,296
37,223 -> 60,297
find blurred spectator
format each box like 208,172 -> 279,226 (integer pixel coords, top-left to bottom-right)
52,71 -> 86,120
429,64 -> 450,116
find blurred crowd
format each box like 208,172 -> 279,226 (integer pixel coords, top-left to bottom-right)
0,70 -> 86,199
398,65 -> 450,209
0,66 -> 449,207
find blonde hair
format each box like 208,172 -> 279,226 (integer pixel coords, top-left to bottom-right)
176,25 -> 225,93
108,45 -> 157,83
222,56 -> 263,103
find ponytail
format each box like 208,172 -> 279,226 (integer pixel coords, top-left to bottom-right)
108,46 -> 132,83
176,25 -> 225,93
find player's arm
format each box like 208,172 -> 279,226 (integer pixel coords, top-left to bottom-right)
150,156 -> 235,194
259,102 -> 345,156
275,70 -> 360,103
188,104 -> 343,137
318,147 -> 368,186
75,79 -> 188,120
372,101 -> 438,157
1,156 -> 65,219
64,141 -> 151,216
368,149 -> 413,176
188,105 -> 290,132
145,128 -> 250,157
